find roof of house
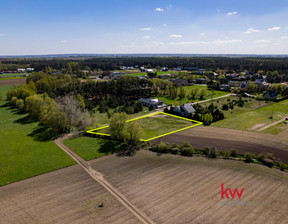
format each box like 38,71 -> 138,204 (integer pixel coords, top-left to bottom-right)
181,103 -> 196,114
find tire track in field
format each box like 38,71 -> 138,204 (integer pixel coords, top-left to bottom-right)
54,136 -> 155,224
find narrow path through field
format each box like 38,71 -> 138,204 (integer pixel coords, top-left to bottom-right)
258,115 -> 288,131
191,93 -> 232,105
54,136 -> 155,224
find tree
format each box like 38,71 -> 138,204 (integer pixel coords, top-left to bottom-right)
199,88 -> 207,100
178,87 -> 186,99
77,94 -> 85,111
41,105 -> 70,134
16,99 -> 25,111
203,113 -> 213,125
190,88 -> 199,99
25,94 -> 44,119
109,112 -> 128,141
124,121 -> 143,145
222,104 -> 229,110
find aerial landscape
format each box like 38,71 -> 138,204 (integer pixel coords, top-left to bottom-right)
1,0 -> 288,223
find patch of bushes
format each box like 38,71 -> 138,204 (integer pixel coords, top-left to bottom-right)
146,144 -> 288,171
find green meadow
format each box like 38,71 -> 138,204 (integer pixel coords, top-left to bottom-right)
0,86 -> 75,186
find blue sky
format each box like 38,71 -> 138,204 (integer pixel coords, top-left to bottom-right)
0,0 -> 288,55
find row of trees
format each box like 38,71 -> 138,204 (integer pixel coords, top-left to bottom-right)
7,82 -> 91,135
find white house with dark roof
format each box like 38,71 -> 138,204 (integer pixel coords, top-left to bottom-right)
138,98 -> 165,109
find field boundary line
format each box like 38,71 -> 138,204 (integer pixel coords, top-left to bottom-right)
54,136 -> 155,224
87,112 -> 203,141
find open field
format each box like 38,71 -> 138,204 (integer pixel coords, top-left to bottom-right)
0,72 -> 28,78
0,78 -> 26,86
154,125 -> 288,163
2,150 -> 288,224
0,86 -> 75,186
211,98 -> 288,133
157,85 -> 228,105
0,164 -> 139,224
92,112 -> 200,141
63,137 -> 116,161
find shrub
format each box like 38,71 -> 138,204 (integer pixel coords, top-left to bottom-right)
244,152 -> 254,163
180,147 -> 194,157
180,142 -> 192,149
220,151 -> 230,159
222,104 -> 229,110
230,149 -> 238,157
262,159 -> 275,168
156,141 -> 170,153
204,147 -> 217,158
170,147 -> 179,155
11,96 -> 18,107
279,162 -> 288,171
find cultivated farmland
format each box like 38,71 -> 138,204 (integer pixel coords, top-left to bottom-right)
155,125 -> 288,163
2,150 -> 288,223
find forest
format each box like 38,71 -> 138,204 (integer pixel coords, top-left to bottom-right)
1,56 -> 288,74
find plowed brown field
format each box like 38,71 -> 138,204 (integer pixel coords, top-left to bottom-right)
0,78 -> 26,86
1,150 -> 288,224
153,126 -> 288,163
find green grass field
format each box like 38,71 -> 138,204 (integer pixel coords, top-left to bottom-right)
63,137 -> 116,161
211,97 -> 288,132
157,85 -> 228,105
0,85 -> 12,99
0,73 -> 27,78
95,113 -> 197,140
0,86 -> 76,186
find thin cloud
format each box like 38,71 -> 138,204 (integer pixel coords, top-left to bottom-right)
143,36 -> 151,39
0,33 -> 7,36
200,33 -> 206,36
155,8 -> 164,12
144,41 -> 165,47
169,39 -> 242,46
170,34 -> 183,38
268,27 -> 281,31
254,39 -> 270,43
140,27 -> 152,31
280,36 -> 288,39
243,28 -> 261,34
227,11 -> 238,16
61,40 -> 68,44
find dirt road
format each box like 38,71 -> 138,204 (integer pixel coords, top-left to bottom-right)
54,137 -> 155,224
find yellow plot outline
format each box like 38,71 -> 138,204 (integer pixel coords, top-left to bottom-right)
87,112 -> 203,141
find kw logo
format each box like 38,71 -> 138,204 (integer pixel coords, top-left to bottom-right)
221,183 -> 244,199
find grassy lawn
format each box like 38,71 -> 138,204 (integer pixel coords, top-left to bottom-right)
262,120 -> 288,134
0,85 -> 12,99
91,106 -> 151,127
0,86 -> 76,186
95,113 -> 197,140
211,97 -> 288,132
63,137 -> 116,161
0,73 -> 27,78
157,85 -> 228,105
